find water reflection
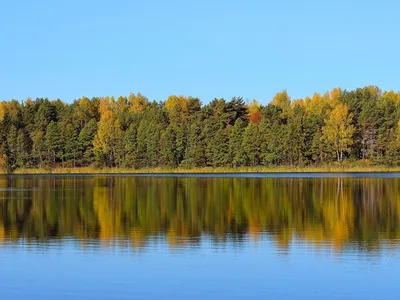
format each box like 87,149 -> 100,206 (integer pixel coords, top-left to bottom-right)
0,176 -> 400,254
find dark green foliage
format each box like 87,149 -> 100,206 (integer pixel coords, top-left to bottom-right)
34,99 -> 57,132
79,118 -> 97,165
242,122 -> 261,166
45,121 -> 63,166
16,129 -> 30,168
287,104 -> 306,166
136,119 -> 162,168
64,124 -> 80,167
203,118 -> 229,167
123,123 -> 138,168
160,125 -> 177,167
181,120 -> 205,168
6,125 -> 18,170
31,129 -> 46,167
229,119 -> 246,167
259,104 -> 287,165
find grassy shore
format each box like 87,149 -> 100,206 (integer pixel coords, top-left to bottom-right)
6,165 -> 400,174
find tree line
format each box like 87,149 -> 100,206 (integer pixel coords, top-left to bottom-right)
1,86 -> 400,171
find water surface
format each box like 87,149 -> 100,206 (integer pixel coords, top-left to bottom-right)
0,174 -> 399,299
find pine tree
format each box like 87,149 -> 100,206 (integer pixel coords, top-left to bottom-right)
6,125 -> 18,170
287,104 -> 305,166
203,118 -> 229,167
79,118 -> 97,166
181,120 -> 205,168
160,125 -> 177,167
146,122 -> 161,167
242,122 -> 261,166
16,129 -> 30,168
175,125 -> 187,165
124,123 -> 138,168
64,124 -> 80,167
229,118 -> 246,167
45,121 -> 63,166
31,130 -> 46,167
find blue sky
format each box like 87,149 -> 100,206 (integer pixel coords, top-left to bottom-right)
0,0 -> 399,104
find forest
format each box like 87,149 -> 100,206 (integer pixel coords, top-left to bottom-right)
1,85 -> 400,172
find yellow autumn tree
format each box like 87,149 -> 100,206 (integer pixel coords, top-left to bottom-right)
0,102 -> 6,122
271,90 -> 291,117
164,95 -> 188,128
0,154 -> 9,173
382,90 -> 398,104
75,96 -> 95,126
128,92 -> 148,114
329,87 -> 342,107
93,98 -> 124,167
291,98 -> 305,109
304,92 -> 331,116
322,104 -> 355,163
247,99 -> 261,123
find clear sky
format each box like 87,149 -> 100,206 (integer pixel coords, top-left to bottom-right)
1,0 -> 399,104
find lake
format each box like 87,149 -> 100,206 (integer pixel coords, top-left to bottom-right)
0,174 -> 399,299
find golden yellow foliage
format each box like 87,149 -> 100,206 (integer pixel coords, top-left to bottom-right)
322,104 -> 355,162
329,87 -> 342,106
0,102 -> 6,122
248,99 -> 261,123
165,95 -> 189,127
128,93 -> 148,113
291,98 -> 305,108
271,90 -> 291,115
304,92 -> 331,116
98,97 -> 114,119
165,95 -> 187,113
382,90 -> 398,103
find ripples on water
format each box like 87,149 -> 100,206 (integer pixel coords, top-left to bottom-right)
1,174 -> 400,299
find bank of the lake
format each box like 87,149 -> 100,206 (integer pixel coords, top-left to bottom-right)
6,165 -> 400,174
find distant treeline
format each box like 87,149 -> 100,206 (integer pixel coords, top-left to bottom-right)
1,86 -> 400,171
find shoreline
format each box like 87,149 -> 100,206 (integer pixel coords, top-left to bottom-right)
5,166 -> 400,175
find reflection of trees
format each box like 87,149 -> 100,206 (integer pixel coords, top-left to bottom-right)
0,176 -> 400,252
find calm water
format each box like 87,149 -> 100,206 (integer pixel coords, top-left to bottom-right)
0,174 -> 400,299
